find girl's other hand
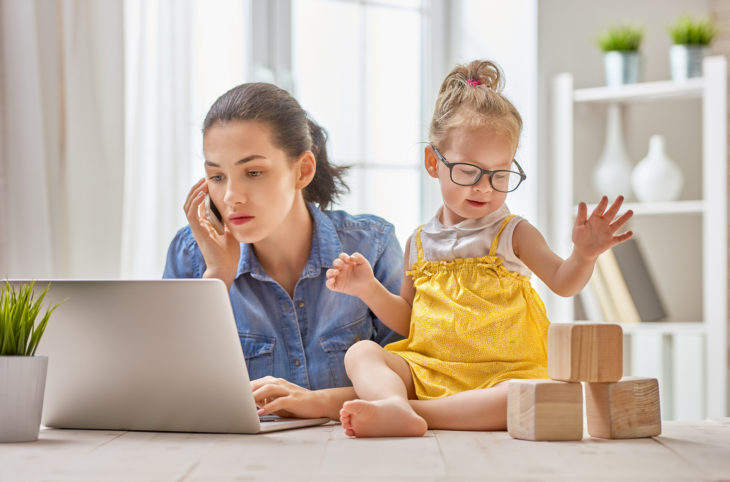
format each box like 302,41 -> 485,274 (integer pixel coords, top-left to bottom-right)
325,252 -> 376,299
573,195 -> 633,260
251,376 -> 327,419
184,178 -> 240,287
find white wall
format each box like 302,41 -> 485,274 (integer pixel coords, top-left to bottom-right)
448,0 -> 539,226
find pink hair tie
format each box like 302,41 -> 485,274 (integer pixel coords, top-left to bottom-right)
467,78 -> 483,87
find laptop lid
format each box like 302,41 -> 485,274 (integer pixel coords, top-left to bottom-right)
15,279 -> 325,433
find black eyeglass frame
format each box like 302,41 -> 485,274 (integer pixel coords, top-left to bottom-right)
431,144 -> 526,192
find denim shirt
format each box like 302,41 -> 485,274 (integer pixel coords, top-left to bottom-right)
163,203 -> 404,390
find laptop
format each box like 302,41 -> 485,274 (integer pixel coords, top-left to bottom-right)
15,279 -> 330,433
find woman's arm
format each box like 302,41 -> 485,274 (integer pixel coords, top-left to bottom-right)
251,376 -> 356,420
184,178 -> 241,290
514,196 -> 633,297
326,237 -> 415,337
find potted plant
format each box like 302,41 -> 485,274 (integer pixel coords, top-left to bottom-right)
0,281 -> 62,442
597,24 -> 644,86
668,14 -> 717,81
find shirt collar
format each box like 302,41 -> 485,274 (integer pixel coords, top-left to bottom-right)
235,203 -> 342,281
425,203 -> 511,234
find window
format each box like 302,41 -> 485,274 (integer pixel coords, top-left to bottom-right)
291,0 -> 428,247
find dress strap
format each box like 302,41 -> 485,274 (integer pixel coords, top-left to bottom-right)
414,225 -> 426,262
488,215 -> 517,256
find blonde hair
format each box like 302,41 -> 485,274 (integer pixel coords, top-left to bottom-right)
429,60 -> 522,152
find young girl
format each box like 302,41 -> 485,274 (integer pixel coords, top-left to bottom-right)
163,82 -> 404,420
325,60 -> 634,437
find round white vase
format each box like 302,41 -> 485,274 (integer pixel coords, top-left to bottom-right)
631,135 -> 683,202
593,104 -> 634,200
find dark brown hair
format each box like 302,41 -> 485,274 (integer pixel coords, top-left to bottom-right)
203,83 -> 348,210
430,60 -> 522,152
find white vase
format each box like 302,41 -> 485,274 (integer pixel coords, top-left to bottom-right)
631,135 -> 683,202
593,104 -> 634,200
0,356 -> 48,442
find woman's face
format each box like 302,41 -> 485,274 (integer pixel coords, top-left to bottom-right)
427,125 -> 515,227
203,120 -> 309,244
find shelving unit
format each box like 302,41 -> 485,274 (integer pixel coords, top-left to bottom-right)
550,56 -> 727,420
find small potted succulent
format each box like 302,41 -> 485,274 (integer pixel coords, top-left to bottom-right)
668,14 -> 717,81
0,281 -> 63,442
597,24 -> 644,86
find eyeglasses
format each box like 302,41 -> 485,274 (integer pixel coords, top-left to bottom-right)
431,144 -> 526,192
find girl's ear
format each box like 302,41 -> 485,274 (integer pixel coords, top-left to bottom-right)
424,145 -> 439,179
295,151 -> 317,189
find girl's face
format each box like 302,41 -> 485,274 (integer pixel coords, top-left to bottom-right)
203,120 -> 314,244
426,125 -> 516,227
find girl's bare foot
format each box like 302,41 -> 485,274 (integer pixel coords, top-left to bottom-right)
339,397 -> 427,438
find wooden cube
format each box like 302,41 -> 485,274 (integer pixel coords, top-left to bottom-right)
507,379 -> 583,441
585,376 -> 661,439
548,323 -> 623,382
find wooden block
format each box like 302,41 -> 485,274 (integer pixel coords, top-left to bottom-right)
507,379 -> 583,441
548,323 -> 623,382
585,376 -> 662,439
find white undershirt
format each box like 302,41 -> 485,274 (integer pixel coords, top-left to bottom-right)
408,204 -> 532,277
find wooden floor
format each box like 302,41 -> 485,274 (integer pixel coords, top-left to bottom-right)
2,419 -> 729,481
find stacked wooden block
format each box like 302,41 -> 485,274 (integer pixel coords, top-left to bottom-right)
507,323 -> 662,441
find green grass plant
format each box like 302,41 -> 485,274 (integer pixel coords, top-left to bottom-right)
597,24 -> 644,52
668,14 -> 717,46
0,281 -> 63,356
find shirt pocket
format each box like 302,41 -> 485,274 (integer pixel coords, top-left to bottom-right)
239,333 -> 276,381
319,315 -> 372,387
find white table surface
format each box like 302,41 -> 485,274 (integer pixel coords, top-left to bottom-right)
2,419 -> 729,481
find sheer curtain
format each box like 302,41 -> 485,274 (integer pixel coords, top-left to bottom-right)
121,0 -> 195,279
0,0 -> 124,279
121,0 -> 249,278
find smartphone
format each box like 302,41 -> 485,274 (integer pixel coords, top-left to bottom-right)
204,194 -> 225,235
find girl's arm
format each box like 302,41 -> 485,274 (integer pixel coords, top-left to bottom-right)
326,237 -> 416,337
514,196 -> 633,297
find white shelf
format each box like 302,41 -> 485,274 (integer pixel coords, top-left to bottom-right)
577,200 -> 705,216
574,77 -> 704,104
619,322 -> 706,336
573,321 -> 707,336
551,56 -> 727,419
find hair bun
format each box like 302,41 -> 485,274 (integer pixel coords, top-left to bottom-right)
467,60 -> 502,92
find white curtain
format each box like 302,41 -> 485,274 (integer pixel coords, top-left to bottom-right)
121,0 -> 249,279
121,0 -> 195,279
0,0 -> 124,279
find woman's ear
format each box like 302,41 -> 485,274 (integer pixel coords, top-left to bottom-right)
295,151 -> 317,189
424,145 -> 439,179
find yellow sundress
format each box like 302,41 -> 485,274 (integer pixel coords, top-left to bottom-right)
385,214 -> 550,400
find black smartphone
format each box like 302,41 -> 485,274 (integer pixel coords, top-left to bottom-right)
204,194 -> 225,235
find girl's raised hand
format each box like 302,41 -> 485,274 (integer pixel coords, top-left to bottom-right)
184,178 -> 240,287
573,195 -> 633,260
325,252 -> 375,298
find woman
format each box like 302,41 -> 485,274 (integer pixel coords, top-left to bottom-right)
163,83 -> 403,419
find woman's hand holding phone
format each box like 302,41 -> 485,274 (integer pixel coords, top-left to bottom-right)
184,178 -> 240,289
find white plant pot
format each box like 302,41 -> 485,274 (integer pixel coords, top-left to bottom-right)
0,356 -> 48,442
670,45 -> 708,81
604,51 -> 640,86
593,104 -> 634,200
631,135 -> 683,202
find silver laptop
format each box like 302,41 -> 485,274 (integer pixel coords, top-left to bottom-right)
15,279 -> 329,433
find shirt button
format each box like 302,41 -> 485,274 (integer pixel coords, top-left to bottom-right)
295,359 -> 301,367
297,301 -> 305,308
354,336 -> 361,342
